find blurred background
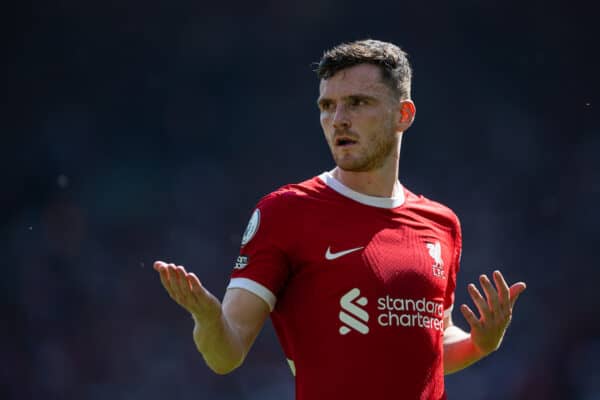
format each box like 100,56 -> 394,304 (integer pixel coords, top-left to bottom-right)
4,0 -> 599,398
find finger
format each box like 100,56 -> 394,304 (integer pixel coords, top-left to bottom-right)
509,282 -> 527,309
468,283 -> 490,319
154,261 -> 167,271
172,265 -> 191,301
187,272 -> 203,293
158,267 -> 172,292
179,266 -> 197,300
159,266 -> 180,303
162,264 -> 181,301
493,270 -> 510,306
479,274 -> 500,313
187,273 -> 209,306
165,264 -> 177,295
460,304 -> 482,330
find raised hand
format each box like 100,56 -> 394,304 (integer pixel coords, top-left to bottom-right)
460,270 -> 526,356
154,261 -> 222,327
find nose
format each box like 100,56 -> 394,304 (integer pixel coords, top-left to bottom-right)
332,104 -> 351,130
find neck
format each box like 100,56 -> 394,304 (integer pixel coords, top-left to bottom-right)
332,143 -> 402,198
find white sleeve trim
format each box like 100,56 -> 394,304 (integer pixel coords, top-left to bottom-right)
444,305 -> 453,319
227,277 -> 277,312
287,359 -> 296,376
443,325 -> 470,344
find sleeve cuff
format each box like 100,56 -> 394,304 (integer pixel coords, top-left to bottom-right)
227,277 -> 277,312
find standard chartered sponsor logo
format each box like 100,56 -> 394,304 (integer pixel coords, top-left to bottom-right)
339,288 -> 445,335
377,295 -> 445,331
339,288 -> 369,335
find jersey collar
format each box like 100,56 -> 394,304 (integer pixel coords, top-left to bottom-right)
318,170 -> 406,209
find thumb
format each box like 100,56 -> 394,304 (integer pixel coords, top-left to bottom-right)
509,282 -> 527,309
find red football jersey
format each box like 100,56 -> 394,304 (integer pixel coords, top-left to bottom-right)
229,171 -> 462,400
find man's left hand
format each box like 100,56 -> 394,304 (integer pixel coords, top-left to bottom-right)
460,270 -> 526,356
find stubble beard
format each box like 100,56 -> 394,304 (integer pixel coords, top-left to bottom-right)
334,128 -> 397,173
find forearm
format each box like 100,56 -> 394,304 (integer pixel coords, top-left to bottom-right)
154,263 -> 268,375
443,326 -> 487,375
192,311 -> 246,375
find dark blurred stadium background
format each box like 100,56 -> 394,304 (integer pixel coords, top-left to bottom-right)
3,0 -> 599,399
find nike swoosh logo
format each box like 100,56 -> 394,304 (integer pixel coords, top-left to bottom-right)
325,246 -> 364,260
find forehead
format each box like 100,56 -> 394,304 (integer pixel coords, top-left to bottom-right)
318,64 -> 389,98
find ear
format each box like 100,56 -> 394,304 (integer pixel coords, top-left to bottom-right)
398,100 -> 416,130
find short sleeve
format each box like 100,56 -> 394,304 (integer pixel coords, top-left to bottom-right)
227,192 -> 292,311
443,213 -> 462,316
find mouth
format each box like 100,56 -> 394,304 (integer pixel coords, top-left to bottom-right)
334,136 -> 359,147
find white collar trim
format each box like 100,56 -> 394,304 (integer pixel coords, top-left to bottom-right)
317,170 -> 405,209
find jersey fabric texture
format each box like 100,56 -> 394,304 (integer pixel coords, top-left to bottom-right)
228,171 -> 462,400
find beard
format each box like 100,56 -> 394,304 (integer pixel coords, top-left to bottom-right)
333,128 -> 397,172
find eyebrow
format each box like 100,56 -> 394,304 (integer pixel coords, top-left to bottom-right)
317,94 -> 378,107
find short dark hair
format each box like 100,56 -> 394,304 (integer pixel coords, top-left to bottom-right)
315,39 -> 412,100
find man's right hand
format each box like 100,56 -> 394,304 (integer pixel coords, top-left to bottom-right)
154,261 -> 222,327
153,260 -> 270,374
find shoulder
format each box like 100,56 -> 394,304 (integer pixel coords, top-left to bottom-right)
255,175 -> 326,212
242,176 -> 324,245
402,187 -> 461,233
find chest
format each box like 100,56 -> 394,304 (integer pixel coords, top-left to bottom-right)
288,206 -> 454,300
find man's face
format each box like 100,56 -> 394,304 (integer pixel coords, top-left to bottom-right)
317,64 -> 401,172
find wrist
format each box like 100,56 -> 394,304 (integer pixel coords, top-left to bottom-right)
470,336 -> 496,359
191,308 -> 223,329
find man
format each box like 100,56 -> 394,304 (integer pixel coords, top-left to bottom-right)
154,39 -> 526,399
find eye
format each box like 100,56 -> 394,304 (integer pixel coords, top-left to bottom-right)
319,101 -> 334,112
350,97 -> 367,107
